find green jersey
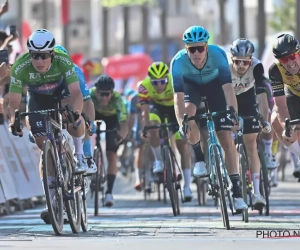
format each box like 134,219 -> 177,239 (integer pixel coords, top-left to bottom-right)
10,51 -> 78,95
90,87 -> 127,122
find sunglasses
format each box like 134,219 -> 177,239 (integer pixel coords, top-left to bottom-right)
279,52 -> 300,64
151,78 -> 168,85
186,45 -> 207,54
97,91 -> 111,97
30,52 -> 52,60
233,59 -> 252,66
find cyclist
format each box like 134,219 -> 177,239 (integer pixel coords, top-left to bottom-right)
229,38 -> 272,208
90,74 -> 128,206
139,62 -> 193,201
269,34 -> 300,163
171,25 -> 247,211
7,29 -> 88,221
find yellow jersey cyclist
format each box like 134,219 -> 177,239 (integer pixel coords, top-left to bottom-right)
90,74 -> 128,206
7,29 -> 87,221
171,25 -> 247,211
269,34 -> 300,176
229,38 -> 272,209
138,62 -> 193,202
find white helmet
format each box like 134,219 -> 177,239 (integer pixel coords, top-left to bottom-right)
27,29 -> 55,52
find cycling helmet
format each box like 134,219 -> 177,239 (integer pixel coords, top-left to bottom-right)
54,45 -> 68,54
95,74 -> 115,91
230,38 -> 255,57
273,34 -> 299,59
182,26 -> 210,44
148,62 -> 169,79
27,29 -> 55,52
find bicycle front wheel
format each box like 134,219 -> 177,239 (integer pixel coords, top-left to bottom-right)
93,148 -> 101,216
213,145 -> 230,230
163,146 -> 177,216
42,139 -> 64,235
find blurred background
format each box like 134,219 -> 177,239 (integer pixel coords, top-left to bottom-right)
1,0 -> 299,88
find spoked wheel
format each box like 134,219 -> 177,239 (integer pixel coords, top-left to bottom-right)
81,177 -> 88,232
163,146 -> 177,216
258,147 -> 270,216
42,139 -> 64,235
239,144 -> 249,223
93,148 -> 101,216
213,146 -> 230,230
64,142 -> 81,233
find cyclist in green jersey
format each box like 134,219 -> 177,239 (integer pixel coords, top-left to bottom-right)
7,29 -> 88,220
90,74 -> 128,206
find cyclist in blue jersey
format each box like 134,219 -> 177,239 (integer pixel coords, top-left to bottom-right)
171,25 -> 248,211
28,45 -> 97,175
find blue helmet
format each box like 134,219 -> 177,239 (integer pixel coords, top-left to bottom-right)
54,45 -> 68,54
182,26 -> 210,44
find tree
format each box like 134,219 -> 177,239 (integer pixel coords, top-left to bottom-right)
269,0 -> 295,33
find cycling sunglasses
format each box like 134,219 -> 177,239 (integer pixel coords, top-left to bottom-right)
30,52 -> 52,60
97,91 -> 111,97
279,52 -> 300,64
151,78 -> 168,85
233,59 -> 252,66
186,45 -> 207,54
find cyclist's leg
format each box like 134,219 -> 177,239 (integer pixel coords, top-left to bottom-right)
149,105 -> 164,173
100,114 -> 120,207
205,84 -> 247,210
237,88 -> 266,207
183,82 -> 207,177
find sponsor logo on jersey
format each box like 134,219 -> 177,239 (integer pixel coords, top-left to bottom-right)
55,55 -> 72,65
138,85 -> 148,95
29,73 -> 41,80
10,76 -> 22,85
35,83 -> 58,92
14,59 -> 31,74
65,67 -> 76,78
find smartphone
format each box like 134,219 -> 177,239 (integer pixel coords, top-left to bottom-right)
9,25 -> 16,35
0,50 -> 9,64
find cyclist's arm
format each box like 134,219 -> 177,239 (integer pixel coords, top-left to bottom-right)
218,49 -> 238,113
269,64 -> 289,128
8,73 -> 23,124
117,95 -> 128,139
138,84 -> 151,127
254,63 -> 269,120
170,60 -> 185,126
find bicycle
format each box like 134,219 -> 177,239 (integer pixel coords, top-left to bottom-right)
13,103 -> 88,235
182,100 -> 239,230
143,116 -> 183,216
90,121 -> 120,216
119,133 -> 136,181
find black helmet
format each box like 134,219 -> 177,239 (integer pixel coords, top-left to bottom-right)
230,38 -> 255,57
273,34 -> 299,59
95,74 -> 115,91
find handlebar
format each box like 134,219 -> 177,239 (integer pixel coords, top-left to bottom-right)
143,122 -> 178,138
13,104 -> 81,137
285,118 -> 300,137
240,113 -> 269,130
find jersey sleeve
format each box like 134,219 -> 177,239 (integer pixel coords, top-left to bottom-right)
56,53 -> 79,85
253,63 -> 266,94
9,63 -> 24,94
138,81 -> 151,105
170,57 -> 184,92
216,47 -> 232,85
74,64 -> 91,101
268,63 -> 284,97
116,93 -> 127,122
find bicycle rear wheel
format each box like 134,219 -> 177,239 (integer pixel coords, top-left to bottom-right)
42,139 -> 64,235
163,146 -> 177,216
93,148 -> 101,216
258,144 -> 270,216
64,142 -> 81,233
238,144 -> 249,223
80,177 -> 88,232
213,145 -> 230,230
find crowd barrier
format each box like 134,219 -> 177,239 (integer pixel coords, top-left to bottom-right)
0,124 -> 44,215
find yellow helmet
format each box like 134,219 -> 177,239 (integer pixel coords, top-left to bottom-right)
148,62 -> 169,79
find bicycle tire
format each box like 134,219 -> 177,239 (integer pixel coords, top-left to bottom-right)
42,139 -> 64,235
258,145 -> 270,216
196,178 -> 202,205
64,142 -> 81,233
163,146 -> 177,216
99,146 -> 106,207
93,148 -> 100,216
80,178 -> 88,232
213,145 -> 230,230
238,144 -> 249,223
